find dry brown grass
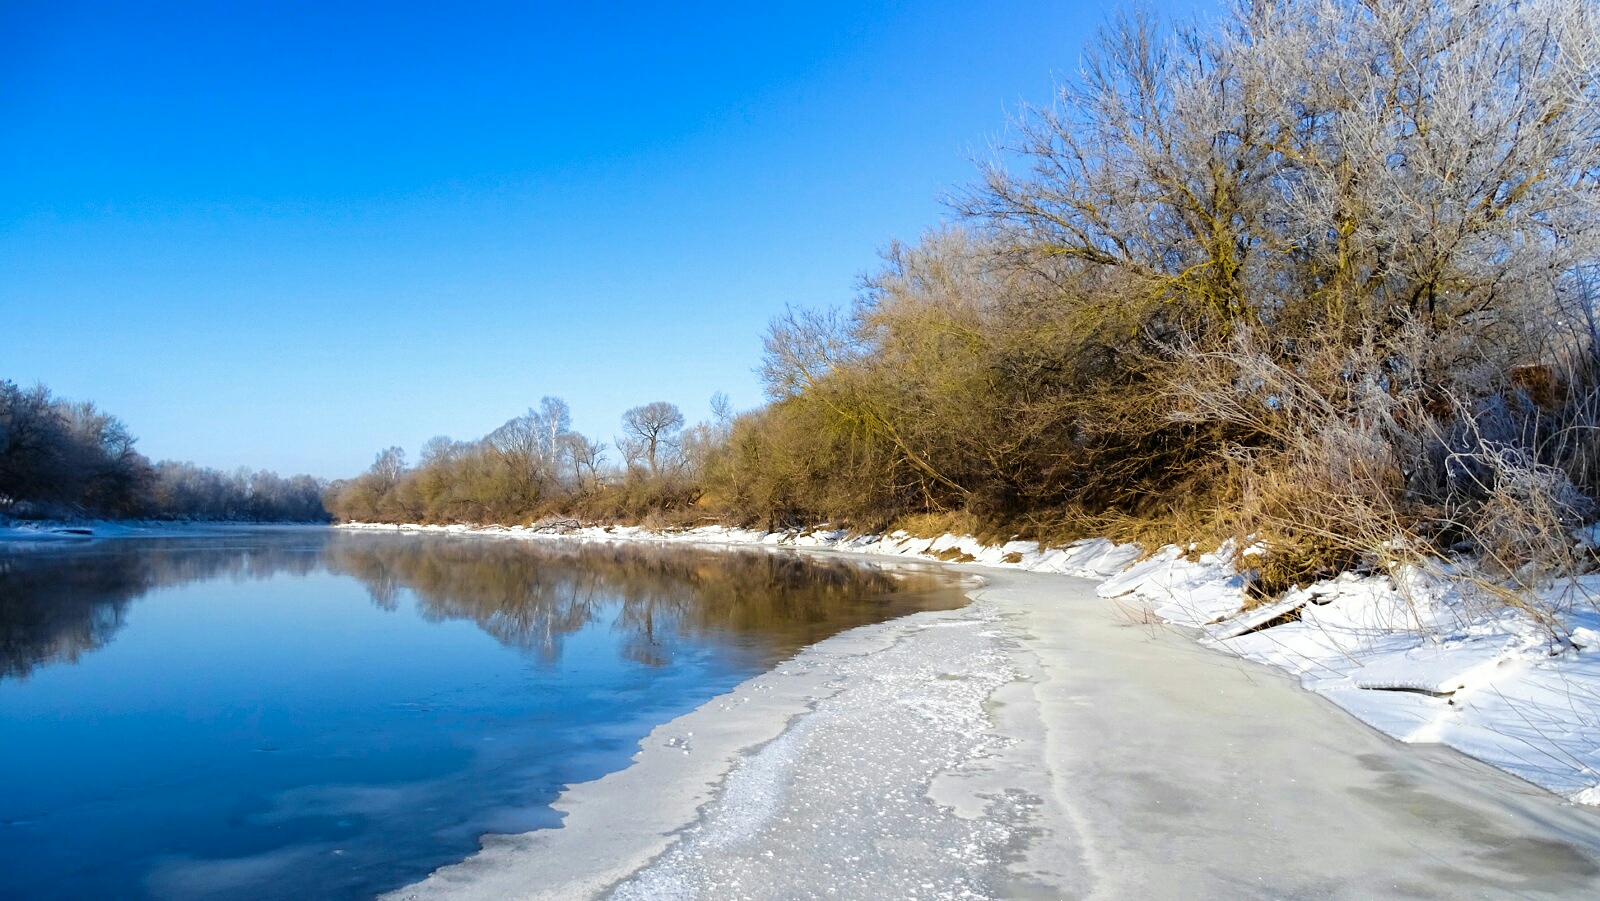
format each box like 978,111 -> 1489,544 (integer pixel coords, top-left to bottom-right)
892,511 -> 988,542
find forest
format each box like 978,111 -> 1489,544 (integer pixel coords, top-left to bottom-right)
0,380 -> 328,522
329,0 -> 1600,596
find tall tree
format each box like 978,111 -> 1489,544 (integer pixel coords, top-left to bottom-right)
620,402 -> 685,476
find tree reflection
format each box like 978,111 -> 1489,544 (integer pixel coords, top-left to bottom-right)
0,537 -> 323,679
0,532 -> 961,679
325,537 -> 959,667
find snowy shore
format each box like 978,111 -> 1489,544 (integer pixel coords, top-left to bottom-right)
351,522 -> 1600,900
347,521 -> 1600,810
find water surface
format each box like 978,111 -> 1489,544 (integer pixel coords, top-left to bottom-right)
0,528 -> 963,900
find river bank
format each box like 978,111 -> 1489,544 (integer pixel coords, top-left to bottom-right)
349,522 -> 1600,808
357,523 -> 1600,899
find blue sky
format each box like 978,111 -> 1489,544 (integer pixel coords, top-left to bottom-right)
2,0 -> 1209,478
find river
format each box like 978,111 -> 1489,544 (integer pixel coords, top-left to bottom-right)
0,527 -> 964,900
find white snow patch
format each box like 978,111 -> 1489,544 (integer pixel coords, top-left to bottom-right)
1212,571 -> 1600,802
1095,541 -> 1249,627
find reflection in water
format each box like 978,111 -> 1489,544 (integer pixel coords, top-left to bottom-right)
0,538 -> 321,679
330,539 -> 919,666
0,553 -> 134,679
0,529 -> 963,901
0,531 -> 952,680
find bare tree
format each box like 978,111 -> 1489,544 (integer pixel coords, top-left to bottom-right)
965,0 -> 1600,349
559,432 -> 608,489
419,435 -> 459,466
619,402 -> 685,476
539,396 -> 573,481
370,447 -> 407,491
710,391 -> 734,433
759,306 -> 861,400
487,410 -> 552,509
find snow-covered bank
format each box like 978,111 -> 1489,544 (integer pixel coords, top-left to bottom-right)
346,521 -> 1600,807
378,529 -> 1600,899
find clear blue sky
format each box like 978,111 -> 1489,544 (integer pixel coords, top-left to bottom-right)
2,0 -> 1208,479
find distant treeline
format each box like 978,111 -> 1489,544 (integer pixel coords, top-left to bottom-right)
325,395 -> 729,525
344,0 -> 1600,596
0,380 -> 328,522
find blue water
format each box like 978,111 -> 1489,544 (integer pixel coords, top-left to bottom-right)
0,529 -> 961,900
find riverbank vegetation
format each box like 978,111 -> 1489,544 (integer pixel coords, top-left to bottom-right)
325,395 -> 729,526
0,380 -> 328,522
331,0 -> 1600,597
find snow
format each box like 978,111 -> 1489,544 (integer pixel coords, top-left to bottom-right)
608,612 -> 1024,901
1093,541 -> 1250,627
1207,571 -> 1600,802
342,520 -> 1600,807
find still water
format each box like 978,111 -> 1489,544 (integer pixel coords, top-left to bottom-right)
0,528 -> 964,901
